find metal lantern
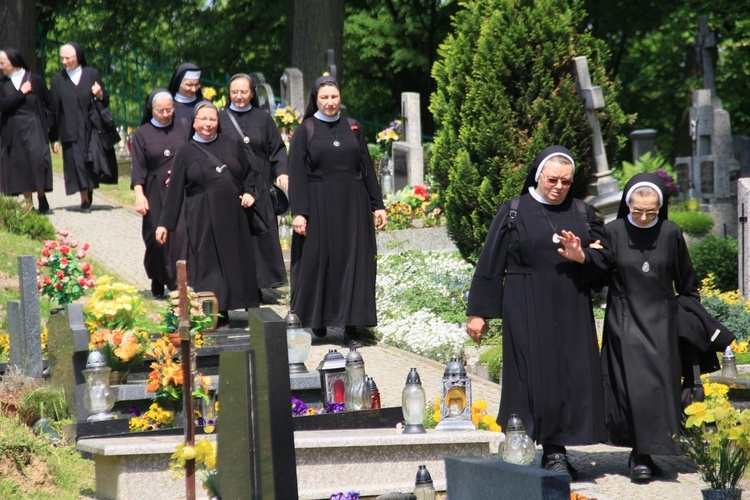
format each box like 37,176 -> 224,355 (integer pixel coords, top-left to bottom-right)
286,310 -> 312,374
402,368 -> 427,434
316,349 -> 347,404
498,414 -> 536,465
436,357 -> 475,431
82,349 -> 115,421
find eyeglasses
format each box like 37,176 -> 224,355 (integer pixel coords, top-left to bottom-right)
541,173 -> 573,187
195,117 -> 218,123
153,108 -> 174,116
630,209 -> 659,217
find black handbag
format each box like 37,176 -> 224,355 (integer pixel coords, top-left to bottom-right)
90,98 -> 121,150
269,184 -> 289,215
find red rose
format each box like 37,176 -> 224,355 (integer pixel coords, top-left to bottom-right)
77,250 -> 86,259
43,276 -> 51,285
414,185 -> 428,198
60,246 -> 70,255
60,257 -> 69,267
56,270 -> 64,280
54,283 -> 63,291
80,262 -> 91,273
78,277 -> 87,287
44,240 -> 54,248
50,241 -> 58,250
42,248 -> 51,257
82,242 -> 91,251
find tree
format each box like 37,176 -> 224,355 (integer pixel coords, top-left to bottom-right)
290,0 -> 345,103
430,0 -> 628,262
0,0 -> 40,71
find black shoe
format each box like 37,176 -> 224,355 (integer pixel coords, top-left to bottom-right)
344,325 -> 362,346
312,327 -> 327,338
151,280 -> 165,298
647,456 -> 664,477
38,196 -> 49,214
81,200 -> 91,213
543,453 -> 577,481
629,451 -> 651,481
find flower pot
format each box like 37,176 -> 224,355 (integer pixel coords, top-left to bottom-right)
702,489 -> 743,500
109,370 -> 129,386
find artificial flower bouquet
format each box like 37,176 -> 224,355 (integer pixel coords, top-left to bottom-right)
129,402 -> 175,432
273,104 -> 302,134
146,337 -> 210,404
427,396 -> 502,431
376,119 -> 403,155
291,396 -> 345,416
385,184 -> 444,230
679,381 -> 750,491
37,228 -> 95,306
159,289 -> 214,348
170,438 -> 219,498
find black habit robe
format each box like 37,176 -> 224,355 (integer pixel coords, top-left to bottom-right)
219,107 -> 288,288
158,134 -> 259,310
50,66 -> 107,195
130,119 -> 190,289
0,71 -> 54,195
467,194 -> 611,446
287,117 -> 385,329
602,216 -> 698,455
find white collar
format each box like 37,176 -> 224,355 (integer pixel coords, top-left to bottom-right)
230,103 -> 251,113
66,66 -> 82,85
9,69 -> 25,90
627,214 -> 659,228
174,93 -> 196,104
528,186 -> 563,206
192,133 -> 217,143
151,117 -> 172,128
314,110 -> 340,122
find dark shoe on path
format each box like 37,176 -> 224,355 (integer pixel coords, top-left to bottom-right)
312,327 -> 327,338
151,280 -> 165,298
81,200 -> 91,213
542,453 -> 578,481
629,451 -> 651,481
38,196 -> 49,214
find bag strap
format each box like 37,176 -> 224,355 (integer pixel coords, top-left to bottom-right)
508,196 -> 519,229
226,110 -> 247,142
189,139 -> 242,193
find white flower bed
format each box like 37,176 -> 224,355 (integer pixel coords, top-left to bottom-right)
375,252 -> 474,363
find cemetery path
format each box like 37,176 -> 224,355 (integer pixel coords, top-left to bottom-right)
40,174 -> 730,498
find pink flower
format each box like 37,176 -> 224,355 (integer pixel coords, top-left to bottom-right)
57,228 -> 69,237
42,247 -> 51,257
38,258 -> 48,266
78,276 -> 87,287
77,250 -> 86,259
60,246 -> 70,255
86,279 -> 96,287
82,242 -> 91,251
44,240 -> 54,248
49,241 -> 58,250
70,239 -> 79,248
43,276 -> 51,285
60,257 -> 69,268
80,262 -> 91,273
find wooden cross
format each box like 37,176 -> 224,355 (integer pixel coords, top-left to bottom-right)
176,260 -> 195,500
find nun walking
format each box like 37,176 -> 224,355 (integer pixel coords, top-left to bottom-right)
50,42 -> 107,213
0,48 -> 54,213
168,63 -> 203,122
219,73 -> 288,291
130,89 -> 190,297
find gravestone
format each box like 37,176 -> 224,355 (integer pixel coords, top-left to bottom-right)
391,92 -> 424,191
217,308 -> 297,499
250,72 -> 275,113
47,303 -> 91,423
572,56 -> 621,222
630,129 -> 658,162
280,67 -> 305,113
8,256 -> 43,378
735,136 -> 750,177
444,455 -> 570,500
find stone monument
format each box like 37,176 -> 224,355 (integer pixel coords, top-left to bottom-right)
630,129 -> 658,162
249,72 -> 275,113
280,67 -> 305,113
391,92 -> 424,191
8,256 -> 43,378
675,17 -> 740,238
572,56 -> 621,222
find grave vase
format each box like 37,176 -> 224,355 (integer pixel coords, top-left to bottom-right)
702,489 -> 742,500
108,370 -> 129,386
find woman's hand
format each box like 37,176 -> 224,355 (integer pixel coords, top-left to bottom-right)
374,209 -> 388,230
240,193 -> 255,208
276,174 -> 289,191
134,185 -> 149,215
466,315 -> 487,345
557,230 -> 585,263
20,81 -> 31,95
292,214 -> 307,237
91,81 -> 104,100
52,142 -> 60,154
589,239 -> 603,250
155,226 -> 168,244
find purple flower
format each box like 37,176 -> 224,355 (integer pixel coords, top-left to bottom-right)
129,406 -> 142,417
654,169 -> 680,196
324,401 -> 346,414
292,397 -> 309,416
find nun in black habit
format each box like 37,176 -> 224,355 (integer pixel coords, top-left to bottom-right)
287,76 -> 387,341
0,48 -> 54,213
601,172 -> 700,480
156,101 -> 259,324
130,89 -> 190,297
50,42 -> 107,212
466,146 -> 611,479
219,73 -> 288,289
167,63 -> 203,122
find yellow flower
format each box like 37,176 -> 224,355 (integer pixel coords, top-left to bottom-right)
433,397 -> 441,410
433,410 -> 441,423
204,424 -> 215,434
685,402 -> 716,428
481,414 -> 497,428
203,87 -> 217,101
472,400 -> 488,414
181,446 -> 196,460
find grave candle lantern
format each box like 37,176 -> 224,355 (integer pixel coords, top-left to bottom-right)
436,357 -> 475,431
285,310 -> 311,374
402,367 -> 427,434
82,349 -> 115,421
316,349 -> 347,405
498,414 -> 535,465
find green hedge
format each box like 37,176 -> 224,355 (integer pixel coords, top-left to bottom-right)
0,197 -> 56,241
669,211 -> 714,236
689,234 -> 738,292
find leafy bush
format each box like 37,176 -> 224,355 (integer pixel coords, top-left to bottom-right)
689,235 -> 738,292
0,197 -> 55,241
615,153 -> 678,193
479,345 -> 502,381
700,275 -> 750,343
669,211 -> 714,236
